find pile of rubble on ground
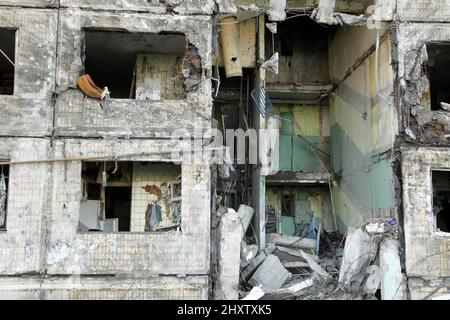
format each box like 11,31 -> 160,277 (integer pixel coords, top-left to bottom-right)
237,214 -> 403,300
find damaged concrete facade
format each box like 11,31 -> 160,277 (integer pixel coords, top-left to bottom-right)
0,0 -> 450,300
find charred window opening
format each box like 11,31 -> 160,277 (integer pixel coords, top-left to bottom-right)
80,161 -> 181,233
432,170 -> 450,233
83,30 -> 201,100
0,29 -> 16,95
0,164 -> 9,231
426,43 -> 450,110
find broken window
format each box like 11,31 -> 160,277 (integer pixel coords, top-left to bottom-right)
0,29 -> 16,95
432,170 -> 450,233
79,161 -> 181,233
426,43 -> 450,110
83,29 -> 201,100
0,164 -> 9,230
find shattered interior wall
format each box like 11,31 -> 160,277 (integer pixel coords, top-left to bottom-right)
329,26 -> 398,231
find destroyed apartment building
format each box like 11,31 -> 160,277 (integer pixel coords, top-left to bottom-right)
0,0 -> 449,300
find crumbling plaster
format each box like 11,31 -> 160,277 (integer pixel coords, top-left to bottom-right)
401,147 -> 450,278
0,8 -> 57,136
45,138 -> 211,275
0,275 -> 208,299
0,138 -> 51,275
397,0 -> 450,22
54,9 -> 213,138
0,0 -> 57,7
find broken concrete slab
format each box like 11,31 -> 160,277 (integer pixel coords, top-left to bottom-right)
215,209 -> 242,300
380,238 -> 407,300
281,261 -> 309,268
248,254 -> 290,291
241,286 -> 264,300
241,252 -> 266,281
275,245 -> 319,260
285,277 -> 314,294
268,233 -> 316,251
363,265 -> 381,295
300,250 -> 331,280
338,227 -> 378,288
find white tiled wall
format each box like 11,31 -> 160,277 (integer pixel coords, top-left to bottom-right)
130,162 -> 181,232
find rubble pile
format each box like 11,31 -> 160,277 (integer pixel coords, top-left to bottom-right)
238,217 -> 400,300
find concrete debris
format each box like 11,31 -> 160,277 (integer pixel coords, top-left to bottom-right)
237,204 -> 255,238
241,252 -> 267,280
265,22 -> 277,34
285,277 -> 314,294
215,0 -> 237,14
441,102 -> 450,111
241,286 -> 265,300
240,241 -> 258,268
268,233 -> 317,251
267,0 -> 286,21
363,265 -> 381,295
239,219 -> 405,300
333,13 -> 367,26
311,0 -> 366,26
379,238 -> 407,300
311,0 -> 335,24
216,208 -> 241,300
260,52 -> 279,74
248,254 -> 290,290
299,249 -> 331,280
405,126 -> 418,140
238,4 -> 261,12
338,227 -> 378,288
282,261 -> 309,268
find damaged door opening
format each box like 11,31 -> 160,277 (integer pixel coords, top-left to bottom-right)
83,29 -> 200,99
432,170 -> 450,233
79,161 -> 181,233
0,29 -> 16,95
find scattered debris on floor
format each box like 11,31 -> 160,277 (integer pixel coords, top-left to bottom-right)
232,213 -> 403,300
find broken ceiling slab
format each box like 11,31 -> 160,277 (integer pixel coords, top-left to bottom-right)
265,171 -> 331,185
266,84 -> 333,105
248,254 -> 290,290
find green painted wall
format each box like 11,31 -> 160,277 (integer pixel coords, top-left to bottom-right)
277,105 -> 330,173
329,34 -> 397,232
266,187 -> 332,235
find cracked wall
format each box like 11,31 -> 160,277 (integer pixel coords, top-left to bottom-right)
0,1 -> 214,299
401,147 -> 450,299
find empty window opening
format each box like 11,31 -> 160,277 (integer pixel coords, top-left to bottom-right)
83,30 -> 201,100
265,17 -> 332,86
0,164 -> 9,230
426,43 -> 450,110
0,29 -> 16,95
432,170 -> 450,233
80,161 -> 181,233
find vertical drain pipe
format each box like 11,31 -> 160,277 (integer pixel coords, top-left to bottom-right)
219,16 -> 242,78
